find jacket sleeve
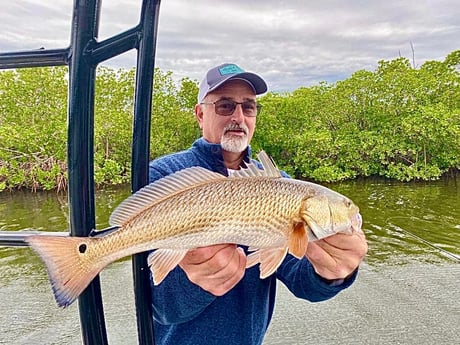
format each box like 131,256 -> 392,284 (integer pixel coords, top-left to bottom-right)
150,267 -> 216,325
276,254 -> 357,302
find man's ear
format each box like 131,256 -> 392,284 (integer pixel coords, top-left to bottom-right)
194,104 -> 204,129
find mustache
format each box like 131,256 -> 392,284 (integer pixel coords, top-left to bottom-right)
223,123 -> 248,135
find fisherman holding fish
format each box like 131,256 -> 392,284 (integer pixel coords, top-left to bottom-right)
27,63 -> 367,345
147,63 -> 368,344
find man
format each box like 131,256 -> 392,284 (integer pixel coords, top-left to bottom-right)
148,63 -> 367,345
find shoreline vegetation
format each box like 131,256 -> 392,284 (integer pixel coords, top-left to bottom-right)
0,50 -> 459,192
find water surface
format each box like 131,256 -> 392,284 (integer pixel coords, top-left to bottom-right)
0,176 -> 459,344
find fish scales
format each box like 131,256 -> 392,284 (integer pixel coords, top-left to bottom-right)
26,151 -> 362,307
115,177 -> 303,250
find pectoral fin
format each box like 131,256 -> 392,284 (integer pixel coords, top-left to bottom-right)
288,222 -> 308,259
148,249 -> 188,285
246,247 -> 289,279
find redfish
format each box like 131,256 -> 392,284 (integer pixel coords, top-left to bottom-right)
27,151 -> 362,307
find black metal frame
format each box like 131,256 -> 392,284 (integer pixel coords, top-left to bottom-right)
0,1 -> 161,344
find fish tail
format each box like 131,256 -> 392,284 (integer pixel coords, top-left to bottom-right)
27,235 -> 102,308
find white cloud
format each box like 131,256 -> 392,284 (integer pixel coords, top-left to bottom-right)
1,0 -> 458,92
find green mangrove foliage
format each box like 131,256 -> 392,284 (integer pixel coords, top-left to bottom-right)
94,67 -> 199,186
0,67 -> 199,191
253,50 -> 460,181
0,50 -> 459,190
0,67 -> 68,191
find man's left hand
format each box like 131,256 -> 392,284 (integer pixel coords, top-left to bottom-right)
306,228 -> 368,281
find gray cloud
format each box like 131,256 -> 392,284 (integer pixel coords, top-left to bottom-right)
1,0 -> 458,92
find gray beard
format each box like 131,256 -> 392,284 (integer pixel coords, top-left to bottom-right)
221,133 -> 248,153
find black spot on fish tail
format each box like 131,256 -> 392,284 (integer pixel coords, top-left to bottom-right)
78,243 -> 87,254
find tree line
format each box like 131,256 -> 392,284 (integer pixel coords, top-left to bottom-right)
0,50 -> 458,191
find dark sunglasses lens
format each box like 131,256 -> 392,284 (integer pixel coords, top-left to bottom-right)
214,100 -> 236,115
242,102 -> 257,116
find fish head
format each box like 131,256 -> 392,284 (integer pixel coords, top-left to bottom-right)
300,191 -> 362,241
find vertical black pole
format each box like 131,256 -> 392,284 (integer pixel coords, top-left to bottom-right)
132,1 -> 161,344
67,1 -> 108,344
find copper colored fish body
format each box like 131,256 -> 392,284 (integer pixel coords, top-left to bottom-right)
27,151 -> 362,307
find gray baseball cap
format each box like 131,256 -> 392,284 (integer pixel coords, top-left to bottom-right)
197,63 -> 267,103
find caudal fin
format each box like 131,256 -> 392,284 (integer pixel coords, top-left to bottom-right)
27,235 -> 102,308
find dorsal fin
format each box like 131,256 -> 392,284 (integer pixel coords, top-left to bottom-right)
257,151 -> 282,177
109,167 -> 225,226
229,150 -> 282,178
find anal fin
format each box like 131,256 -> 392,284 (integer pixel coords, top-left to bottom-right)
246,247 -> 289,279
148,249 -> 188,285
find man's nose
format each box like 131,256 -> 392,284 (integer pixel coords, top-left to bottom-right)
231,104 -> 245,122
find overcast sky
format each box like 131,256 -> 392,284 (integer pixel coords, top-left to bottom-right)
1,0 -> 458,92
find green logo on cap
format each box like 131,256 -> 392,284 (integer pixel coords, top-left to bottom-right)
219,64 -> 244,76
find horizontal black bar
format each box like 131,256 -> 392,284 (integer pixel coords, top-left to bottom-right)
0,230 -> 69,247
0,48 -> 70,69
89,226 -> 120,237
0,226 -> 122,247
89,26 -> 141,65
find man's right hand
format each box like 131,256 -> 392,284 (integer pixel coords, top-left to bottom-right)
179,244 -> 247,296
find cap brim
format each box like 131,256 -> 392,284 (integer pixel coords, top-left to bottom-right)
208,72 -> 267,95
198,69 -> 268,103
228,72 -> 268,95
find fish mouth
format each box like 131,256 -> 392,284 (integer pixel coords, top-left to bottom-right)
330,212 -> 362,235
351,213 -> 363,232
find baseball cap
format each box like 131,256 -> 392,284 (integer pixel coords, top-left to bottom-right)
198,63 -> 268,103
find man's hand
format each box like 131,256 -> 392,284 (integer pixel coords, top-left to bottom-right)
306,229 -> 368,281
179,244 -> 247,296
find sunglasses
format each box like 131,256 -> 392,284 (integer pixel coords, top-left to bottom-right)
201,99 -> 262,117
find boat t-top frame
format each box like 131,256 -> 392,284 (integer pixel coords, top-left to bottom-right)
0,1 -> 162,344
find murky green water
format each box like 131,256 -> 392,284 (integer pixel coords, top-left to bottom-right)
0,176 -> 459,344
327,175 -> 460,264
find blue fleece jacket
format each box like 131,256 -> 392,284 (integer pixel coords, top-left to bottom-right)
148,138 -> 357,345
